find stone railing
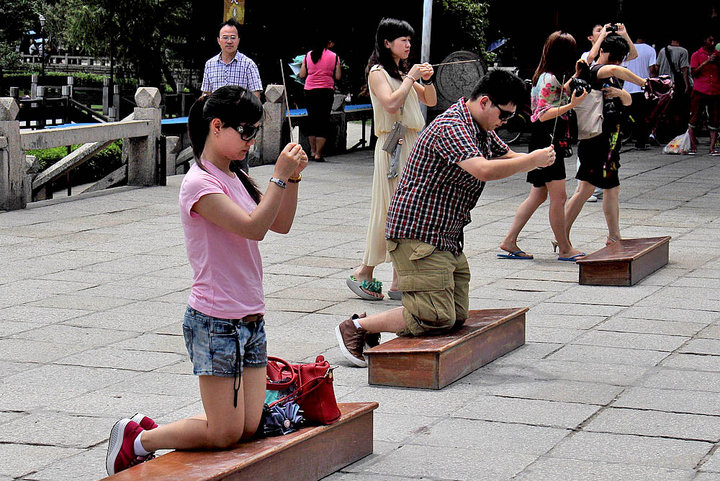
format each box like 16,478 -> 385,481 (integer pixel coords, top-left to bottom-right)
0,87 -> 163,211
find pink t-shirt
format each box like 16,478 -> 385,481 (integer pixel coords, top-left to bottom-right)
304,49 -> 337,90
179,161 -> 264,319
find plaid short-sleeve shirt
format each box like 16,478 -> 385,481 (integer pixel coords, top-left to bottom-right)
385,98 -> 509,255
201,52 -> 263,93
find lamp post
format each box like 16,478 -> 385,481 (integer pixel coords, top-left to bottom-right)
39,14 -> 46,77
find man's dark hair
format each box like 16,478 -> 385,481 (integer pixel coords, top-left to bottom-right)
469,70 -> 527,106
601,34 -> 630,63
219,18 -> 241,36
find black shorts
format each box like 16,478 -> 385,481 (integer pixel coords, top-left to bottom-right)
526,118 -> 567,187
577,133 -> 621,189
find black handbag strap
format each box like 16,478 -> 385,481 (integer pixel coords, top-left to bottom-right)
664,46 -> 680,78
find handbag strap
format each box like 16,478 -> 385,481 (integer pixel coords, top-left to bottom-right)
664,46 -> 681,78
268,366 -> 332,408
266,356 -> 297,390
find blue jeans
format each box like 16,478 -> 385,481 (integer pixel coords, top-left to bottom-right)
182,306 -> 267,406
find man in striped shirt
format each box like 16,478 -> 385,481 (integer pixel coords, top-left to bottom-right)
336,70 -> 556,367
201,18 -> 263,100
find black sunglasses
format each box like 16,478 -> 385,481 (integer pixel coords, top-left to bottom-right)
489,100 -> 516,121
234,124 -> 259,141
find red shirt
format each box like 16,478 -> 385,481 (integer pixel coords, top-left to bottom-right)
691,47 -> 720,95
385,98 -> 509,255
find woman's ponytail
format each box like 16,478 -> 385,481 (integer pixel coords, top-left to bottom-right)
188,95 -> 210,165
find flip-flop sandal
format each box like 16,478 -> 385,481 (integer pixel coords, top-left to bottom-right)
387,290 -> 402,301
558,253 -> 586,262
497,250 -> 534,260
346,276 -> 384,301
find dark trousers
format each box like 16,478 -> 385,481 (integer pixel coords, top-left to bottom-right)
630,92 -> 650,147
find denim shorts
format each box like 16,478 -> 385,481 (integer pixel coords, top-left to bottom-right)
182,306 -> 268,378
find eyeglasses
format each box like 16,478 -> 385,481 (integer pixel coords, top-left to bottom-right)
220,35 -> 238,41
234,124 -> 259,141
490,100 -> 516,121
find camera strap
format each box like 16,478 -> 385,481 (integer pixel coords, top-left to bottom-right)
549,75 -> 566,145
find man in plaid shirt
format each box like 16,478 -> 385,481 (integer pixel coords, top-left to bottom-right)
202,18 -> 263,100
336,70 -> 556,367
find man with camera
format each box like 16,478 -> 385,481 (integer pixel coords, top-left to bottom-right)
335,70 -> 556,367
688,33 -> 720,155
583,23 -> 638,66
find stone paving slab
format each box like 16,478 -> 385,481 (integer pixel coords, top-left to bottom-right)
548,431 -> 712,469
3,145 -> 720,480
513,456 -> 696,481
584,407 -> 720,442
613,386 -> 720,416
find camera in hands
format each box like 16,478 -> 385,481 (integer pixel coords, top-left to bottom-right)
569,78 -> 592,97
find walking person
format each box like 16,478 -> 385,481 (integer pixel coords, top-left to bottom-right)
578,22 -> 638,203
299,34 -> 342,162
105,86 -> 308,475
347,17 -> 436,301
565,34 -> 647,248
499,31 -> 587,262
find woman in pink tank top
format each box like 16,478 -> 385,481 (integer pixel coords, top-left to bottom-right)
300,35 -> 342,162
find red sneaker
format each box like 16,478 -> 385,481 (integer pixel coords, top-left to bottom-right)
131,413 -> 158,430
106,419 -> 152,475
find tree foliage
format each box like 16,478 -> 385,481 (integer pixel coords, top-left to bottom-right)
48,0 -> 192,87
0,0 -> 35,77
437,0 -> 494,62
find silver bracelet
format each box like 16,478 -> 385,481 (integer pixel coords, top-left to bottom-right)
269,177 -> 286,189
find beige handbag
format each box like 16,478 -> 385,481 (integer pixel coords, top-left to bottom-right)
575,89 -> 604,140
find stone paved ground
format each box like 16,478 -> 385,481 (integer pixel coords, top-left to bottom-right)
1,141 -> 720,481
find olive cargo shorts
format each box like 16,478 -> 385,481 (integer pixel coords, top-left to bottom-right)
387,239 -> 470,336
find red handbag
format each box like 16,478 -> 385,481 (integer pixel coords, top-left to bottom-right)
266,355 -> 341,425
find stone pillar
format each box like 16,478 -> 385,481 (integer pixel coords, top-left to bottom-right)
259,84 -> 286,165
0,98 -> 25,210
66,76 -> 74,99
127,87 -> 162,186
102,77 -> 110,116
112,85 -> 120,120
165,135 -> 181,176
30,74 -> 39,99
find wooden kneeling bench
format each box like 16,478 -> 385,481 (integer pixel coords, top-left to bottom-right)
365,308 -> 527,389
576,236 -> 670,286
103,402 -> 378,481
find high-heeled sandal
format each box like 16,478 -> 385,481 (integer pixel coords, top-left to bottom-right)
551,240 -> 559,253
606,237 -> 620,246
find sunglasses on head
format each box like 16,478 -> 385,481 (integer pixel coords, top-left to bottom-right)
234,124 -> 259,141
489,98 -> 516,121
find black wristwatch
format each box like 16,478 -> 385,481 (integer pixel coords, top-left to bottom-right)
422,78 -> 434,86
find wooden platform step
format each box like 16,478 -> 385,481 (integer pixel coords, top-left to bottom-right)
576,236 -> 670,286
103,402 -> 378,481
365,308 -> 527,390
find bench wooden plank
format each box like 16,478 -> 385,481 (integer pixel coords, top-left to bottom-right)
366,308 -> 527,389
576,236 -> 670,286
103,402 -> 377,481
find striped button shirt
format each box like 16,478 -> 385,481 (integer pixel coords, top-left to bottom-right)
201,52 -> 263,93
385,98 -> 509,255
